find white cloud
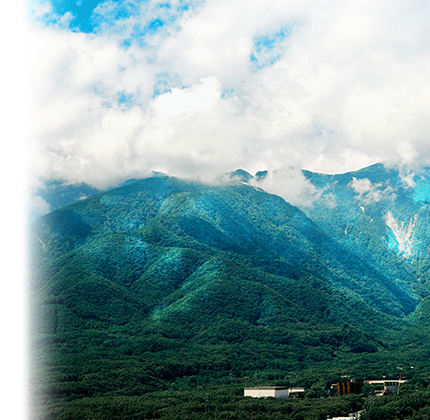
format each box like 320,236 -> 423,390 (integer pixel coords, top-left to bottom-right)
30,195 -> 51,217
28,0 -> 430,192
30,0 -> 54,20
250,167 -> 321,208
350,177 -> 396,204
399,170 -> 416,189
27,26 -> 157,188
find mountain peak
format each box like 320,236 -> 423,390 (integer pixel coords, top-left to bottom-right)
225,169 -> 253,183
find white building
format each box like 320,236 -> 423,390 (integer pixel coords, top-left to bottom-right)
364,379 -> 408,395
328,412 -> 363,420
244,386 -> 305,398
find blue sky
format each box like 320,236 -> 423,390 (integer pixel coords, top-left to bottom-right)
34,0 -> 194,37
28,0 -> 430,213
40,0 -> 289,68
250,28 -> 290,70
47,0 -> 104,32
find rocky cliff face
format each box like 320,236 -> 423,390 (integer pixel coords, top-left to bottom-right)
385,211 -> 417,258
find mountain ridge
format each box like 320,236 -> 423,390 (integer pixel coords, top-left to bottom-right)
29,163 -> 430,419
32,166 -> 429,317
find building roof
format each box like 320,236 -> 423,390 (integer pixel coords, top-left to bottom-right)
244,386 -> 305,391
364,379 -> 408,384
244,387 -> 290,390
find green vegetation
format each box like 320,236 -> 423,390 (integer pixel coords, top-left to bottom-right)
30,166 -> 430,419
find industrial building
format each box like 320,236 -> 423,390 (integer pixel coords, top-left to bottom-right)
337,381 -> 363,396
364,379 -> 408,396
244,386 -> 305,398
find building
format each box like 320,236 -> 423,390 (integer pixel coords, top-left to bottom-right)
337,381 -> 363,396
364,379 -> 408,395
244,386 -> 305,398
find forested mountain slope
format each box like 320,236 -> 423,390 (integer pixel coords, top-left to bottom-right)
302,164 -> 430,305
29,166 -> 430,420
31,173 -> 426,317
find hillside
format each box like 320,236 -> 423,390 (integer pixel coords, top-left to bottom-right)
29,165 -> 430,419
303,163 -> 430,289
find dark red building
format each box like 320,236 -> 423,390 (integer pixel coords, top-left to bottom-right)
337,381 -> 363,396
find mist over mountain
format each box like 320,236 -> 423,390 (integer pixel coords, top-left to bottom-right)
30,180 -> 102,221
27,0 -> 430,416
30,163 -> 430,419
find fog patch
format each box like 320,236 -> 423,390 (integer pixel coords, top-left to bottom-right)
250,167 -> 322,208
350,177 -> 396,204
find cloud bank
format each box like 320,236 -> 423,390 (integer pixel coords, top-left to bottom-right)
28,0 -> 430,193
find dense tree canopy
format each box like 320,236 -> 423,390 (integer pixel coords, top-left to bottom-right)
30,166 -> 430,419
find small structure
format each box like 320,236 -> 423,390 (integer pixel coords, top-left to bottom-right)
244,386 -> 305,398
337,381 -> 363,396
364,379 -> 408,395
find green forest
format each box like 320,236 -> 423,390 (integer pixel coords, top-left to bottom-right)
30,165 -> 430,419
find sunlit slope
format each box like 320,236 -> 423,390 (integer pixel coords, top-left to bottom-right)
32,174 -> 421,321
303,163 -> 430,303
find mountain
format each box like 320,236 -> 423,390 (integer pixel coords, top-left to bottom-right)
303,163 -> 430,300
29,164 -> 430,420
30,173 -> 163,221
292,166 -> 430,322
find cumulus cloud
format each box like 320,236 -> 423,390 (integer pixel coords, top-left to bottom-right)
20,178 -> 51,217
350,177 -> 396,205
28,0 -> 430,194
399,170 -> 417,189
250,167 -> 321,208
30,196 -> 51,219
